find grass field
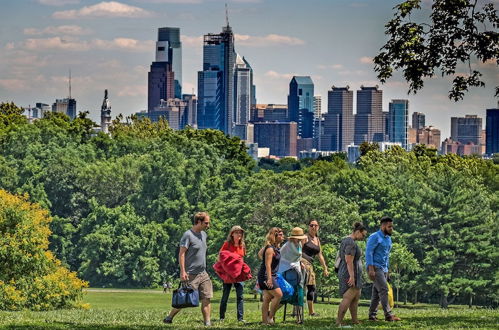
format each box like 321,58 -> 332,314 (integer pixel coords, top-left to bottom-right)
0,289 -> 497,329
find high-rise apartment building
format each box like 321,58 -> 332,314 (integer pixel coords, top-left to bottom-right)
321,86 -> 354,151
388,99 -> 409,149
234,54 -> 255,125
486,107 -> 499,155
354,85 -> 384,144
197,23 -> 236,135
288,76 -> 314,138
450,115 -> 482,145
412,112 -> 425,130
313,95 -> 322,119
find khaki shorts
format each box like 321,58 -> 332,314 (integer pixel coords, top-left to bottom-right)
188,271 -> 213,300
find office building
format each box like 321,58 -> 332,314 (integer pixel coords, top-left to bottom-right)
288,76 -> 314,138
450,115 -> 482,145
417,126 -> 441,151
233,123 -> 254,143
234,54 -> 255,125
486,108 -> 499,155
251,104 -> 288,122
388,99 -> 409,149
321,86 -> 354,151
52,98 -> 76,119
313,96 -> 322,119
253,122 -> 297,157
412,112 -> 425,130
148,98 -> 187,129
197,22 -> 236,134
182,94 -> 197,128
354,85 -> 384,144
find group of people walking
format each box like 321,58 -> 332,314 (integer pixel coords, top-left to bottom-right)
163,212 -> 401,327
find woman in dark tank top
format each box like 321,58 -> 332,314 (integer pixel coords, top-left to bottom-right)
301,219 -> 329,316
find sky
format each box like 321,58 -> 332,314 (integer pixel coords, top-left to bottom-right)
1,0 -> 497,139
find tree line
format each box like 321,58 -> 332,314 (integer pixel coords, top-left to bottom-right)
0,102 -> 497,308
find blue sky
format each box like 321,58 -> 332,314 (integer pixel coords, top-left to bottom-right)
1,0 -> 497,138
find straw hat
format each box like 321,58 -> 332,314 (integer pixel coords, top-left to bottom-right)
289,227 -> 307,240
229,225 -> 244,234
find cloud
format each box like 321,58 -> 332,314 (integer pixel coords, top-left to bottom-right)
0,79 -> 28,91
24,25 -> 92,36
12,37 -> 154,52
359,56 -> 373,64
181,35 -> 203,47
118,85 -> 147,97
37,0 -> 80,6
235,34 -> 305,47
264,70 -> 295,80
52,1 -> 152,19
134,0 -> 202,3
317,64 -> 344,70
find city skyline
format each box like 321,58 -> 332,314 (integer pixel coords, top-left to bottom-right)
1,0 -> 497,139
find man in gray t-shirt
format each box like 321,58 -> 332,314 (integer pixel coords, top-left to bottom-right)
164,212 -> 213,326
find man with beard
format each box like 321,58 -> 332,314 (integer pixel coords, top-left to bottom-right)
365,216 -> 401,322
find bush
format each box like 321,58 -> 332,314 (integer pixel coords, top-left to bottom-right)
0,190 -> 87,310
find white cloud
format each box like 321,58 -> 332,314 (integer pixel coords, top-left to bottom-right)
118,85 -> 147,97
318,64 -> 344,70
14,37 -> 154,52
264,70 -> 295,80
181,35 -> 203,47
0,79 -> 28,91
37,0 -> 80,6
24,25 -> 92,36
235,34 -> 305,47
52,1 -> 152,19
360,56 -> 373,64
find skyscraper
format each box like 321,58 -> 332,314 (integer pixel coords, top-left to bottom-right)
182,94 -> 197,128
321,86 -> 353,151
197,21 -> 236,135
52,98 -> 76,119
234,53 -> 254,125
148,27 -> 182,111
450,115 -> 482,145
288,76 -> 314,138
486,107 -> 499,155
388,99 -> 409,149
313,95 -> 322,119
253,122 -> 297,157
412,112 -> 425,130
354,85 -> 384,144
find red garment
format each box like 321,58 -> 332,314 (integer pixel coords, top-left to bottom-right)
220,241 -> 245,257
213,250 -> 252,284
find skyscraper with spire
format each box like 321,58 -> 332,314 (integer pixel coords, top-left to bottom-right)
52,69 -> 76,119
197,9 -> 236,134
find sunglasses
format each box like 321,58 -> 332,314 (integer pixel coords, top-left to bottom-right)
309,224 -> 319,227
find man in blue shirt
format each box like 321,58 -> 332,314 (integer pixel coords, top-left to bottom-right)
365,216 -> 401,322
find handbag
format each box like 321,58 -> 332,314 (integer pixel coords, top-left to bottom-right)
276,273 -> 294,300
171,282 -> 199,308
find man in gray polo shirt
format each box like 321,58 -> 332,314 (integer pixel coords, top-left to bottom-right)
164,212 -> 213,326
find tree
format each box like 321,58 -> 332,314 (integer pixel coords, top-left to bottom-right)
374,0 -> 499,100
389,242 -> 421,306
0,190 -> 87,310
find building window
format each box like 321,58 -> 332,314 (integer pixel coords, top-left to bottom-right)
299,89 -> 302,95
158,47 -> 165,51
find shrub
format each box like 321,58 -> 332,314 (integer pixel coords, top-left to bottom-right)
0,190 -> 87,310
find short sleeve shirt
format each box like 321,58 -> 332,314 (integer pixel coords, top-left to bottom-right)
180,229 -> 207,275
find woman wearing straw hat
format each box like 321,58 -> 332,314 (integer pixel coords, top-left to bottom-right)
218,225 -> 248,322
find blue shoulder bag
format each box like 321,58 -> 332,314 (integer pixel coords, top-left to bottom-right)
171,282 -> 199,308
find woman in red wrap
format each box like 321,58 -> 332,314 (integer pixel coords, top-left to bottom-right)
217,225 -> 247,322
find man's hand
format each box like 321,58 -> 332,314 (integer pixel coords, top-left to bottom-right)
180,271 -> 188,282
368,266 -> 376,281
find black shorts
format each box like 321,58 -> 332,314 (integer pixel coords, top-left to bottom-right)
258,276 -> 280,291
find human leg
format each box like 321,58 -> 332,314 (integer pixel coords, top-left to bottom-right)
268,288 -> 283,323
306,285 -> 316,315
348,288 -> 361,323
368,277 -> 380,319
336,288 -> 356,326
261,290 -> 272,323
201,298 -> 211,325
234,282 -> 244,321
219,283 -> 232,320
373,270 -> 393,319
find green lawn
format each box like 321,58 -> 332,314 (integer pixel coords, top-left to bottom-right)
0,289 -> 497,329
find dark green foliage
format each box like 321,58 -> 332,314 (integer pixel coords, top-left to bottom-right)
0,104 -> 497,306
374,0 -> 499,100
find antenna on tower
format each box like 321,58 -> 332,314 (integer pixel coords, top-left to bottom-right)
225,3 -> 229,27
68,68 -> 72,99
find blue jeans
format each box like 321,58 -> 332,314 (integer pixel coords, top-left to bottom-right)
219,282 -> 244,321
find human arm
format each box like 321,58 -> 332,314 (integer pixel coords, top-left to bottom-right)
365,235 -> 377,280
264,247 -> 274,288
345,254 -> 355,286
257,246 -> 265,260
179,246 -> 188,281
317,239 -> 329,276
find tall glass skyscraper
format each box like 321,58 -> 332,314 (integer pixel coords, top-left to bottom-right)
148,27 -> 182,111
288,76 -> 314,138
485,107 -> 499,155
197,23 -> 236,134
388,99 -> 409,149
321,86 -> 353,151
234,53 -> 255,125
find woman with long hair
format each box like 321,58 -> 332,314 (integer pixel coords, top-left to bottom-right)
218,225 -> 247,322
336,222 -> 367,326
301,219 -> 329,316
257,227 -> 284,325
